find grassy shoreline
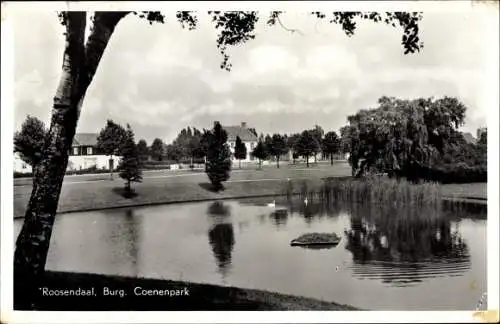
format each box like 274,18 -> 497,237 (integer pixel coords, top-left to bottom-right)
13,169 -> 487,219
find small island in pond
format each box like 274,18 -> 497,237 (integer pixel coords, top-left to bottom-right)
290,233 -> 342,247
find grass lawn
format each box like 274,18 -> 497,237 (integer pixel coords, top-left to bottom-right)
17,271 -> 359,311
13,161 -> 487,218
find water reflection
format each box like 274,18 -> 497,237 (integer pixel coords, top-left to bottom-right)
124,210 -> 139,277
341,203 -> 471,287
207,202 -> 235,278
269,209 -> 288,228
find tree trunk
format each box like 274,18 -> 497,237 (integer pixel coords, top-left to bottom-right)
306,155 -> 309,168
239,159 -> 241,169
14,12 -> 127,310
110,154 -> 114,180
330,153 -> 334,165
276,156 -> 280,168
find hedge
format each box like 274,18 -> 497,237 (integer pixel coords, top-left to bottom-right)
411,163 -> 487,184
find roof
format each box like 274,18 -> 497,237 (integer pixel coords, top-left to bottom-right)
223,126 -> 258,142
72,133 -> 98,146
462,132 -> 476,144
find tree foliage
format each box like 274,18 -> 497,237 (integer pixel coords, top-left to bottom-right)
295,130 -> 320,167
268,134 -> 288,168
14,116 -> 47,167
205,122 -> 232,190
341,96 -> 472,180
171,127 -> 204,164
136,139 -> 149,162
118,125 -> 143,193
287,133 -> 301,164
234,136 -> 247,168
96,119 -> 128,157
251,140 -> 268,167
150,138 -> 165,161
322,131 -> 340,165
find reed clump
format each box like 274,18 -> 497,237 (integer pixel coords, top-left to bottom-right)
283,176 -> 443,209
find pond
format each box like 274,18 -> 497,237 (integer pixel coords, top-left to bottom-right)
13,197 -> 487,310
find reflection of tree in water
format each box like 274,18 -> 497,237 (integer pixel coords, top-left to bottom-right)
286,196 -> 346,224
124,209 -> 139,277
269,209 -> 289,228
207,201 -> 235,278
343,203 -> 471,286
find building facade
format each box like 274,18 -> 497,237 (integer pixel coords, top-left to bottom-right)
66,133 -> 121,171
222,122 -> 258,163
14,152 -> 32,174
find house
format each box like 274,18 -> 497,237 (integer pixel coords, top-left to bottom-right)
14,152 -> 32,173
462,132 -> 476,145
66,133 -> 121,171
13,133 -> 121,173
220,122 -> 258,163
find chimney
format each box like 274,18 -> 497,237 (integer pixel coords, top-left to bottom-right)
241,122 -> 247,128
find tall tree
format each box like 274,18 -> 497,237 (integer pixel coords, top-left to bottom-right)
13,10 -> 424,309
310,125 -> 324,162
136,139 -> 149,162
322,131 -> 340,165
165,143 -> 183,163
14,115 -> 47,168
287,133 -> 300,165
234,136 -> 247,169
118,125 -> 143,194
343,96 -> 468,179
205,122 -> 232,190
295,130 -> 320,167
268,134 -> 288,168
251,140 -> 268,168
150,138 -> 164,161
96,119 -> 128,179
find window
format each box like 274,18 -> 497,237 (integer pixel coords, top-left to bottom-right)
87,147 -> 93,155
22,163 -> 26,169
250,142 -> 255,149
73,147 -> 78,155
230,142 -> 235,148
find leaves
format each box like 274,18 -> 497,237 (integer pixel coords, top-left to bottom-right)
342,96 -> 471,180
209,11 -> 260,71
150,138 -> 165,161
117,125 -> 143,187
14,115 -> 47,167
234,136 -> 247,160
251,140 -> 268,162
96,120 -> 128,156
310,11 -> 424,54
205,122 -> 232,189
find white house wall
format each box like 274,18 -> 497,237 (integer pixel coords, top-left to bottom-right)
228,141 -> 258,162
67,155 -> 122,171
13,153 -> 32,173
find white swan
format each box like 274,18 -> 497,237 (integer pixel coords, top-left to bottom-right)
304,197 -> 309,206
267,200 -> 276,208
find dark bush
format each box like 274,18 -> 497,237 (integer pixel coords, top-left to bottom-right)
413,164 -> 487,184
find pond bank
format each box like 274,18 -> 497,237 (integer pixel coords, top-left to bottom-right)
16,271 -> 360,311
13,174 -> 487,218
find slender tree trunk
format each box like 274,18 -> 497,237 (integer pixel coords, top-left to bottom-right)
109,154 -> 114,180
276,156 -> 280,168
14,12 -> 128,309
306,155 -> 309,168
330,153 -> 334,165
239,159 -> 241,169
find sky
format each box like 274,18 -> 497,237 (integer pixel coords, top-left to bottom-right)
8,3 -> 496,144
